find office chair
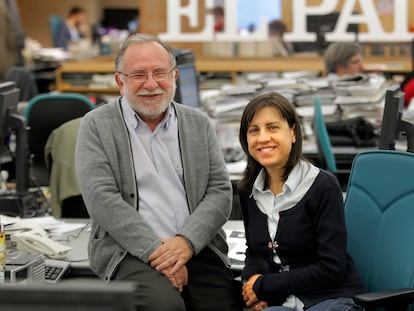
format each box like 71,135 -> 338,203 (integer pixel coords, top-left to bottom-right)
5,66 -> 38,102
313,95 -> 338,174
344,150 -> 414,311
48,15 -> 64,47
25,93 -> 95,187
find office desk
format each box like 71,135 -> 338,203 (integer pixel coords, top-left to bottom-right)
26,61 -> 60,93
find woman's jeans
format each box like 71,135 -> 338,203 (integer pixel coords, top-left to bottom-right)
263,297 -> 362,311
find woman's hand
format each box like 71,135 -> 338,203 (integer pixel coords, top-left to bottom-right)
251,300 -> 268,311
242,274 -> 267,308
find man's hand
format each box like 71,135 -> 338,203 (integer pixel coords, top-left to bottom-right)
160,265 -> 188,292
149,236 -> 193,274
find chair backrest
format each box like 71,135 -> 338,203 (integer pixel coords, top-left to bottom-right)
25,93 -> 95,186
48,15 -> 64,47
313,95 -> 338,173
345,150 -> 414,293
5,66 -> 38,102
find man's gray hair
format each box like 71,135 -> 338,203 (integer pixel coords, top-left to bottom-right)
323,42 -> 363,74
114,33 -> 177,73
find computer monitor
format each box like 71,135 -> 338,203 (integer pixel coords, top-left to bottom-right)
102,8 -> 139,31
0,280 -> 136,311
0,81 -> 30,193
300,12 -> 340,53
174,63 -> 202,109
0,81 -> 19,139
379,85 -> 414,152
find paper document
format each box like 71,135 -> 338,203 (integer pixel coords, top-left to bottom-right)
225,229 -> 246,268
3,216 -> 86,236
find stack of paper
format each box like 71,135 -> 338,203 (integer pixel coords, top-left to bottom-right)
332,75 -> 388,105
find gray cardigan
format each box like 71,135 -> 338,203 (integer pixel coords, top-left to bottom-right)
75,99 -> 232,281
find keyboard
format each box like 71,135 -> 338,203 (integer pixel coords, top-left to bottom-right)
44,259 -> 71,283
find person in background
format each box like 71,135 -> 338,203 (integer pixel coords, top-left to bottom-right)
237,92 -> 363,311
0,0 -> 17,81
56,6 -> 87,50
212,6 -> 225,32
401,72 -> 414,108
75,33 -> 242,311
5,0 -> 25,66
323,42 -> 364,79
268,20 -> 294,56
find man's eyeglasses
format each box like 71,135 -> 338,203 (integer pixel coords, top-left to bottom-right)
118,69 -> 174,82
348,58 -> 362,66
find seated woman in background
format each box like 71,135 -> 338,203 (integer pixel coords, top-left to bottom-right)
323,42 -> 364,79
237,92 -> 363,311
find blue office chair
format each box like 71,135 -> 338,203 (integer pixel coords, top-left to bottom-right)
344,150 -> 414,311
25,93 -> 96,187
48,15 -> 64,47
313,95 -> 338,174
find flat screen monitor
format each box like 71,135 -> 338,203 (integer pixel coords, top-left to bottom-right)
102,8 -> 139,31
296,12 -> 340,53
0,280 -> 136,311
0,81 -> 29,193
379,85 -> 414,152
174,63 -> 201,109
307,12 -> 339,34
0,81 -> 19,139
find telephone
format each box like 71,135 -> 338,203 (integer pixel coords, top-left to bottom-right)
11,228 -> 72,259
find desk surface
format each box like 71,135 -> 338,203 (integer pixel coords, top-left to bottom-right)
47,219 -> 92,278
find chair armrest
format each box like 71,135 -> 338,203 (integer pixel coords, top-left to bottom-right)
354,288 -> 414,310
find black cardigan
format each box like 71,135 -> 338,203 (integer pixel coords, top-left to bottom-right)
239,169 -> 362,309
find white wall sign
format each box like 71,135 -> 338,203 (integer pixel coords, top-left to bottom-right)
159,0 -> 414,42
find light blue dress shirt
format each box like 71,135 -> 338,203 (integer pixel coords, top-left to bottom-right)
121,98 -> 189,239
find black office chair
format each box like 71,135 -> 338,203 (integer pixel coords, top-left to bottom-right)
25,93 -> 95,187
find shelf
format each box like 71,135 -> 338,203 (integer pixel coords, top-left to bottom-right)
55,55 -> 413,92
56,57 -> 118,94
58,85 -> 119,93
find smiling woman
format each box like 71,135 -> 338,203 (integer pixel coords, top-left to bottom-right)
236,92 -> 363,311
